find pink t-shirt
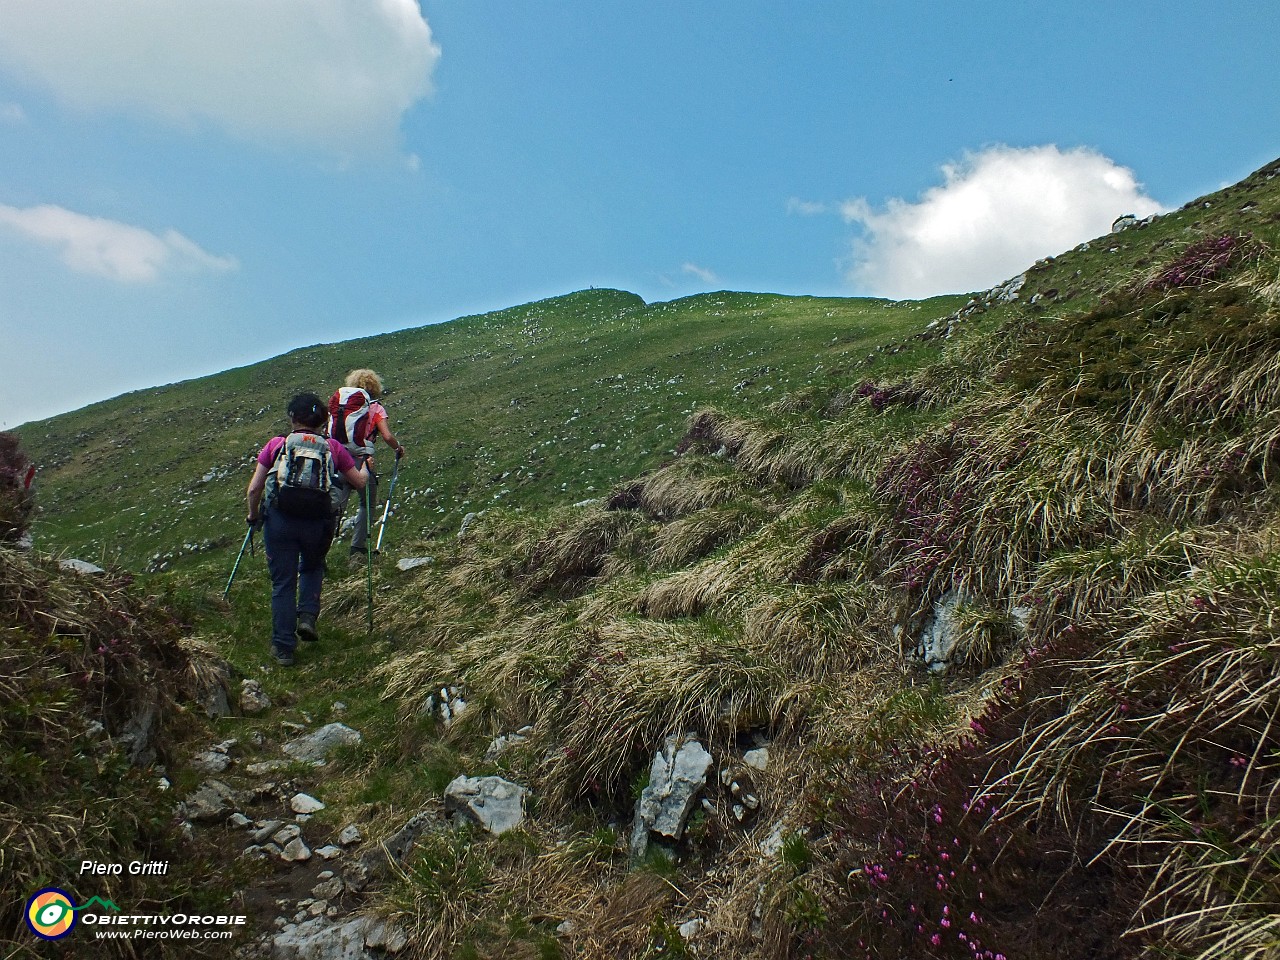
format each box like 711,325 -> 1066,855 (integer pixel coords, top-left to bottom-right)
258,434 -> 358,473
367,402 -> 388,438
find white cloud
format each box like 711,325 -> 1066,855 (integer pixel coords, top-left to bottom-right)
842,145 -> 1166,299
0,0 -> 440,154
682,262 -> 719,284
0,203 -> 238,283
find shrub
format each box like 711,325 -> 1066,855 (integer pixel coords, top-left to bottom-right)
813,633 -> 1141,960
0,432 -> 36,542
1142,232 -> 1261,292
0,548 -> 224,953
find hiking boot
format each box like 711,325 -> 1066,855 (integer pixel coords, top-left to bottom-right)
271,644 -> 295,667
297,612 -> 319,643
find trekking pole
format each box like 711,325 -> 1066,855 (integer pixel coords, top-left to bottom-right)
365,483 -> 374,635
374,455 -> 401,553
223,523 -> 255,599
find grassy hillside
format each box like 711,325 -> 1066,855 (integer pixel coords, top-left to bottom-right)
19,288 -> 963,569
341,159 -> 1280,958
11,156 -> 1280,960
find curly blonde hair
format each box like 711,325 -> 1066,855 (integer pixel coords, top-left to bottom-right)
344,369 -> 384,399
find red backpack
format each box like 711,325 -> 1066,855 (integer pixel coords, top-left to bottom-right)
328,387 -> 375,457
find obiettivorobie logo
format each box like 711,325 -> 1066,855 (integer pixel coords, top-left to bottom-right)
25,884 -> 246,943
25,889 -> 120,940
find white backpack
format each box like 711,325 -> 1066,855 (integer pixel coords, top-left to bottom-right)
265,432 -> 348,519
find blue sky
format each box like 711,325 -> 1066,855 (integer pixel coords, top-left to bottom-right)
0,0 -> 1276,429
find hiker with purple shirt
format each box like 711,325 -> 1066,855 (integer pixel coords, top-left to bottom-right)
246,393 -> 370,666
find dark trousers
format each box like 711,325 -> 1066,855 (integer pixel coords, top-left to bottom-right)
264,510 -> 330,652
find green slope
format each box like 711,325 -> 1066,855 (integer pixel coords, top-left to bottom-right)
18,287 -> 964,567
20,158 -> 1280,572
342,157 -> 1280,958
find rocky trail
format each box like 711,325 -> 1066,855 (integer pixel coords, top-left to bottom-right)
174,663 -> 786,960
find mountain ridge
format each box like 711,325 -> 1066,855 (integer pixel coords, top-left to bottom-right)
18,285 -> 964,568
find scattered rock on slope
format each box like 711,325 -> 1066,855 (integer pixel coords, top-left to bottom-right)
444,775 -> 528,835
282,723 -> 363,763
631,734 -> 713,860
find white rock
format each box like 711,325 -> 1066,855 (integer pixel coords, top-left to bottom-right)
365,918 -> 410,953
246,760 -> 290,776
59,558 -> 106,575
338,825 -> 363,846
760,820 -> 787,857
396,557 -> 435,572
742,747 -> 769,771
679,919 -> 704,941
917,587 -> 975,674
313,876 -> 344,900
630,735 -> 713,860
191,750 -> 231,775
1010,605 -> 1034,635
444,775 -> 528,835
281,838 -> 312,862
269,916 -> 368,960
316,845 -> 344,860
240,679 -> 272,715
252,820 -> 284,844
291,793 -> 326,815
283,723 -> 362,763
484,731 -> 530,761
182,779 -> 236,822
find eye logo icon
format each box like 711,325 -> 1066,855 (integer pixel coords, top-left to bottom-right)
26,888 -> 77,940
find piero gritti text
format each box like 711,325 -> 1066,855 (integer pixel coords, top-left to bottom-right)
80,860 -> 170,876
